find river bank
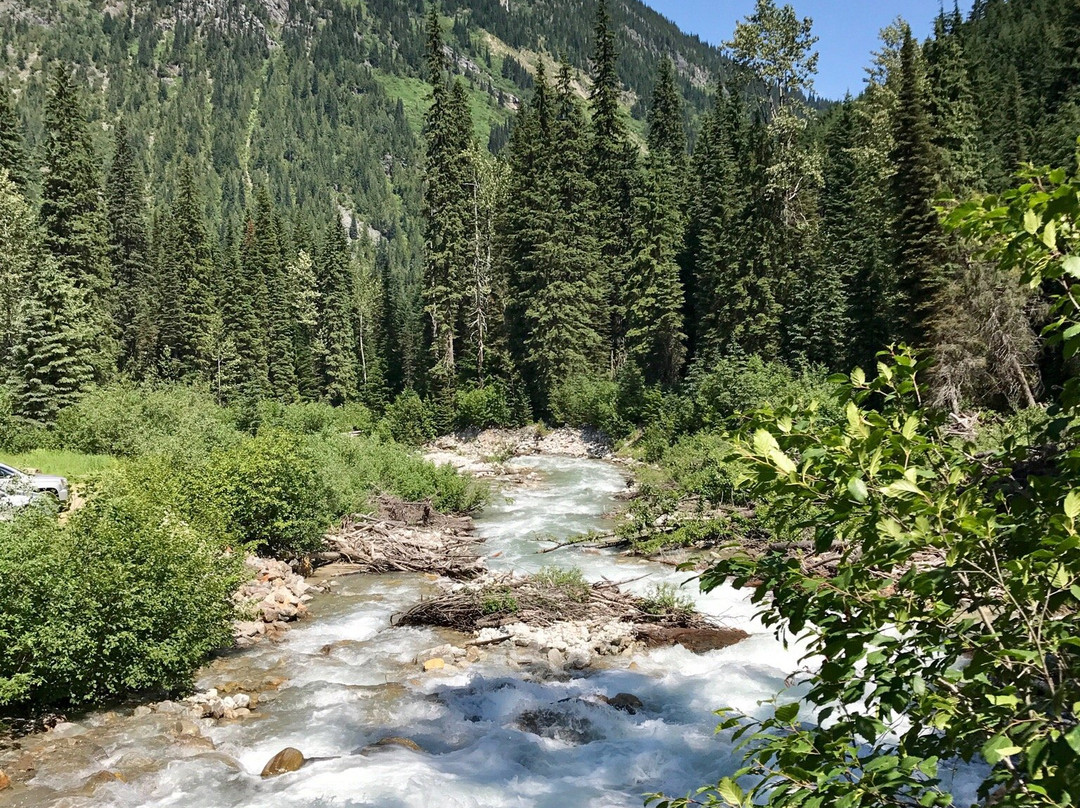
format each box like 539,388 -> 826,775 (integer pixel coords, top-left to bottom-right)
0,443 -> 807,807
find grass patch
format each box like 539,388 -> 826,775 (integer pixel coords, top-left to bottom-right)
0,450 -> 116,481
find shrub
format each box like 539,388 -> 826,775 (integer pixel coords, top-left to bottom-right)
533,566 -> 591,602
549,374 -> 624,437
255,399 -> 375,437
0,489 -> 244,708
207,430 -> 335,558
378,389 -> 436,446
56,383 -> 239,458
639,583 -> 694,616
454,383 -> 523,430
685,355 -> 839,431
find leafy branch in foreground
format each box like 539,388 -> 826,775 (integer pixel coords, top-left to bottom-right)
651,157 -> 1080,808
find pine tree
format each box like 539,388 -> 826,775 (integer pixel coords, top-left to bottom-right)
157,161 -> 218,379
0,84 -> 27,189
647,57 -> 686,164
422,5 -> 473,414
890,29 -> 944,346
253,188 -> 297,401
106,121 -> 153,375
0,170 -> 36,365
925,9 -> 984,194
589,0 -> 638,372
315,220 -> 357,405
40,66 -> 115,378
221,223 -> 269,401
10,253 -> 95,425
288,247 -> 320,401
626,152 -> 687,385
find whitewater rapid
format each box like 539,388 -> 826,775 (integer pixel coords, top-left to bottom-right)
8,456 -> 980,807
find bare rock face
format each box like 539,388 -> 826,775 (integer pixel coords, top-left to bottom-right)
260,747 -> 305,778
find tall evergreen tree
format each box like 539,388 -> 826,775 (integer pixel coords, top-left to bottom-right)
253,188 -> 297,400
40,66 -> 115,378
0,84 -> 27,189
157,161 -> 217,379
315,220 -> 358,405
422,5 -> 473,415
890,29 -> 944,346
0,170 -> 35,366
10,253 -> 95,425
106,121 -> 153,375
221,222 -> 269,401
589,1 -> 638,372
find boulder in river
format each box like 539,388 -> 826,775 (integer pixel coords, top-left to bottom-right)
422,657 -> 445,671
0,770 -> 10,790
361,736 -> 425,754
605,693 -> 644,714
260,747 -> 306,778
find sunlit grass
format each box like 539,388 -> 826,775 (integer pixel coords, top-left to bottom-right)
0,450 -> 116,481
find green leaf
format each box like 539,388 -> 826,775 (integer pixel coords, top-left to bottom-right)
714,777 -> 745,807
883,478 -> 923,498
1024,208 -> 1040,234
1064,255 -> 1080,279
982,734 -> 1022,764
1065,725 -> 1080,754
848,477 -> 869,503
1041,218 -> 1058,250
774,702 -> 800,723
1065,491 -> 1080,519
753,429 -> 780,458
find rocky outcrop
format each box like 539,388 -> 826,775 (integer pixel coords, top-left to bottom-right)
233,557 -> 317,646
427,426 -> 613,467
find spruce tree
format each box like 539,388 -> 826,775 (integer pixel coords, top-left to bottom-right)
0,84 -> 27,189
589,1 -> 638,372
0,170 -> 36,365
422,5 -> 473,416
40,66 -> 115,378
315,220 -> 357,405
221,223 -> 269,401
106,121 -> 153,375
890,29 -> 944,346
626,152 -> 687,385
10,254 -> 95,425
157,161 -> 217,379
254,188 -> 297,401
522,61 -> 604,408
646,57 -> 686,165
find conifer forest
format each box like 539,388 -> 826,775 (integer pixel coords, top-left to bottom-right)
1,0 -> 1080,806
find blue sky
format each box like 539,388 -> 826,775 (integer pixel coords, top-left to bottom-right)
646,0 -> 973,100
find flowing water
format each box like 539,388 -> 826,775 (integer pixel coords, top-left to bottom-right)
5,456 -> 980,807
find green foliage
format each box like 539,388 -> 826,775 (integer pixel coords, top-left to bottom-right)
549,373 -> 624,437
0,449 -> 114,481
379,388 -> 436,446
255,399 -> 375,437
0,488 -> 244,708
453,383 -> 523,430
55,383 -> 239,458
685,355 -> 839,431
533,565 -> 591,602
638,582 -> 693,616
206,430 -> 333,558
481,586 -> 519,615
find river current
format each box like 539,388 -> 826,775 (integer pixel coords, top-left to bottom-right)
8,455 -> 980,807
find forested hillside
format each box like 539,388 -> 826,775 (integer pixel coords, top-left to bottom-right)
0,0 -> 1077,428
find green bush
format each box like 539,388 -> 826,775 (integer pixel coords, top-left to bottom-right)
0,487 -> 244,708
378,389 -> 436,446
314,433 -> 489,515
56,384 -> 240,458
685,355 -> 839,431
255,399 -> 375,437
549,374 -> 624,437
454,383 -> 523,430
207,430 -> 335,558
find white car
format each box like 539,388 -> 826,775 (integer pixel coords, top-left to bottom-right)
0,462 -> 69,503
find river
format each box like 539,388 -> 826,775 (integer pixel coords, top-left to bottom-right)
3,455 -> 980,807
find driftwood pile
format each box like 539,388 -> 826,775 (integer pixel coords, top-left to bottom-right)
316,497 -> 485,579
395,573 -> 748,651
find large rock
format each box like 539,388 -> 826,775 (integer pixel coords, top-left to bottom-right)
606,693 -> 644,714
637,625 -> 749,653
361,736 -> 424,755
0,770 -> 10,790
260,747 -> 306,778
